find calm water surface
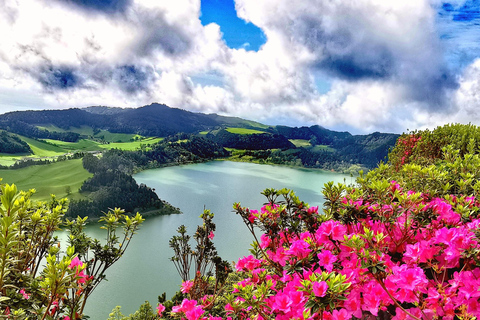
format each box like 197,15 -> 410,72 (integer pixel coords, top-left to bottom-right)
78,161 -> 349,319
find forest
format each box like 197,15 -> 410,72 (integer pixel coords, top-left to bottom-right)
67,135 -> 228,219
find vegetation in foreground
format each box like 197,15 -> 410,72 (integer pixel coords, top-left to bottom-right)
113,123 -> 480,320
0,184 -> 144,319
3,123 -> 480,319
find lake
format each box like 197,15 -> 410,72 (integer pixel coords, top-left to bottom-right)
79,161 -> 350,319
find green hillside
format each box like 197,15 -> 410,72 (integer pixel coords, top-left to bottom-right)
100,137 -> 163,150
225,127 -> 267,135
0,159 -> 92,200
43,139 -> 101,151
18,136 -> 66,156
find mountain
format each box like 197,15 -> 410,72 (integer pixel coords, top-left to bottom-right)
0,103 -> 266,138
0,103 -> 399,168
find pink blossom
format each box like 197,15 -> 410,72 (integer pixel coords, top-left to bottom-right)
312,281 -> 328,297
286,240 -> 311,259
271,294 -> 292,313
69,256 -> 83,269
317,250 -> 337,272
156,304 -> 165,316
185,306 -> 204,320
19,289 -> 30,300
343,290 -> 362,318
208,231 -> 215,239
236,255 -> 261,271
181,280 -> 194,294
332,308 -> 351,320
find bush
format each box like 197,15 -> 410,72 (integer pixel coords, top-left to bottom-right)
0,181 -> 143,319
151,123 -> 480,320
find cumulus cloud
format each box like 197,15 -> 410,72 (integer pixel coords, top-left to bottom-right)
55,0 -> 132,14
0,0 -> 479,134
236,0 -> 459,109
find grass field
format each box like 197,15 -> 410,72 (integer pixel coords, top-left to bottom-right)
44,139 -> 101,151
311,145 -> 335,152
289,139 -> 312,147
0,159 -> 92,201
226,127 -> 266,135
0,154 -> 27,167
100,137 -> 163,150
37,125 -> 94,136
0,132 -> 164,166
36,125 -> 67,133
93,130 -> 137,143
18,136 -> 66,156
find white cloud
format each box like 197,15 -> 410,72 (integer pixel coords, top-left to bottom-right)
0,0 -> 479,135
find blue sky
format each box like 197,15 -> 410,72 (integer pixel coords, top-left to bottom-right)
200,0 -> 265,51
1,0 -> 480,133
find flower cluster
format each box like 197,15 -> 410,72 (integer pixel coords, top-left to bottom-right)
392,134 -> 422,168
165,182 -> 480,320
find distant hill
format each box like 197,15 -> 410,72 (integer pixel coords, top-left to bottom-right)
0,103 -> 399,169
0,103 -> 266,138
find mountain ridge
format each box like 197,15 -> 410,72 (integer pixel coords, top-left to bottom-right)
0,103 -> 399,169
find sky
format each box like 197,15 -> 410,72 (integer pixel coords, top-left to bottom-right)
0,0 -> 480,134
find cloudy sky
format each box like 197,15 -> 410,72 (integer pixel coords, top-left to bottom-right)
0,0 -> 479,133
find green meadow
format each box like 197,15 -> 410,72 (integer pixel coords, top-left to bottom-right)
100,137 -> 163,150
43,139 -> 101,151
0,159 -> 92,201
289,139 -> 312,147
226,127 -> 266,134
19,136 -> 66,156
311,145 -> 335,152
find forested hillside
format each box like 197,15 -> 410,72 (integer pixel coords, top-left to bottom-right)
0,103 -> 398,170
0,103 -> 265,138
67,135 -> 228,218
0,131 -> 32,154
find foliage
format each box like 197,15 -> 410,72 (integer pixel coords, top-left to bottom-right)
0,131 -> 32,154
388,123 -> 480,169
64,208 -> 144,317
0,180 -> 143,319
67,170 -> 177,219
0,120 -> 80,142
70,136 -> 226,219
207,129 -> 295,150
169,210 -> 232,301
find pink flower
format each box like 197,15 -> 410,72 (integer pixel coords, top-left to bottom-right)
208,231 -> 215,239
332,308 -> 351,320
286,240 -> 311,259
312,281 -> 328,297
271,294 -> 292,313
317,250 -> 337,272
390,265 -> 427,293
172,299 -> 199,314
19,289 -> 30,300
69,256 -> 83,269
181,280 -> 194,294
236,255 -> 261,271
156,304 -> 165,316
186,306 -> 204,320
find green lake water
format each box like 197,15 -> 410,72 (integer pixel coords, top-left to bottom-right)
78,161 -> 350,319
